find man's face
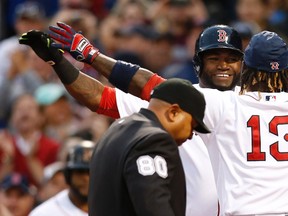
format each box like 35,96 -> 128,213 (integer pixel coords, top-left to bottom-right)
69,169 -> 90,202
0,187 -> 35,216
199,49 -> 243,91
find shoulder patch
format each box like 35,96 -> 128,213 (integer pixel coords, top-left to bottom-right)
136,155 -> 168,178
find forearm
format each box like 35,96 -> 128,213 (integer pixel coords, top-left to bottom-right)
64,72 -> 104,112
0,156 -> 13,180
48,56 -> 103,111
26,156 -> 44,186
90,53 -> 117,78
91,54 -> 154,98
129,68 -> 155,97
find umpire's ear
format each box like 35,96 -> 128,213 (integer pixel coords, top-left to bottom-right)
166,104 -> 182,121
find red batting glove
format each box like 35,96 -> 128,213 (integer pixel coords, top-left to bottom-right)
49,22 -> 100,64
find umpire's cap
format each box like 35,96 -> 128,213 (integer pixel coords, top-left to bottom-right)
150,78 -> 210,134
244,31 -> 288,73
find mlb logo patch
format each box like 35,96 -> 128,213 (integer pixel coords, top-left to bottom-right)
265,95 -> 276,101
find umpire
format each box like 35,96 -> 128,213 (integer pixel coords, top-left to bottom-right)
89,78 -> 210,216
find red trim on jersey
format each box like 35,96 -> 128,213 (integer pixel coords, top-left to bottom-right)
140,74 -> 166,101
96,86 -> 120,119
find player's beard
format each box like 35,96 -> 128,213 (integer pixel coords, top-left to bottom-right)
200,71 -> 240,91
70,184 -> 88,203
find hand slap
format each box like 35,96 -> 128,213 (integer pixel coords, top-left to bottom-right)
49,22 -> 100,64
19,30 -> 63,65
49,22 -> 76,49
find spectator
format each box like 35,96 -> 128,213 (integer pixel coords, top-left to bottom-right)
34,83 -> 83,143
0,1 -> 47,127
0,1 -> 47,80
0,49 -> 58,126
234,0 -> 279,33
97,0 -> 148,56
0,172 -> 37,216
0,94 -> 60,186
113,0 -> 147,28
147,0 -> 209,62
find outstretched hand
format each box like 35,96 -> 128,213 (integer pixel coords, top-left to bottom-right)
49,22 -> 100,64
19,30 -> 63,65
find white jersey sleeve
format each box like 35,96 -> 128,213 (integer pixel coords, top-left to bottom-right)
29,190 -> 88,216
115,88 -> 148,117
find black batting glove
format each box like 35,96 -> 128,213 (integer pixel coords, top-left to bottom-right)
19,30 -> 63,65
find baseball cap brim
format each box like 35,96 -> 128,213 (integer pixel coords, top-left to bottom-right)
151,78 -> 211,134
194,119 -> 210,134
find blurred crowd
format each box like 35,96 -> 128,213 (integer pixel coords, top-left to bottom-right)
0,0 -> 288,215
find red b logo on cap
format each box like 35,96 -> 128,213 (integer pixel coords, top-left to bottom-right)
270,62 -> 279,70
217,30 -> 227,42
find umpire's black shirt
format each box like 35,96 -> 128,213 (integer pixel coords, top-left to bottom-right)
88,108 -> 186,216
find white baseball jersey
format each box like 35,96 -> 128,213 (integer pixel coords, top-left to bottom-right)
29,190 -> 88,216
197,87 -> 288,215
116,89 -> 218,216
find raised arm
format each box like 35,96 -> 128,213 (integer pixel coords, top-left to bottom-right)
18,31 -> 119,118
49,22 -> 162,98
90,54 -> 155,97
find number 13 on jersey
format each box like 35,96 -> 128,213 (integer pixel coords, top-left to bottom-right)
247,115 -> 288,161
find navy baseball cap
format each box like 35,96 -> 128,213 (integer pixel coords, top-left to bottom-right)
1,173 -> 30,193
150,78 -> 210,134
244,31 -> 288,73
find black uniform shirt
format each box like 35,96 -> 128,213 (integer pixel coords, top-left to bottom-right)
89,108 -> 186,216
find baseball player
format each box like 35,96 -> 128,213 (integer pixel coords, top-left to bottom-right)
19,23 -> 244,215
49,23 -> 243,215
196,31 -> 288,215
89,78 -> 210,216
26,27 -> 288,214
104,29 -> 288,215
29,140 -> 95,216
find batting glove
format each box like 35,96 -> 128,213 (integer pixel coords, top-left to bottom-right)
49,22 -> 100,64
19,30 -> 63,65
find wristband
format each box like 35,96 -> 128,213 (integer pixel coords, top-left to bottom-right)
86,47 -> 100,64
141,74 -> 166,100
108,61 -> 140,93
52,58 -> 79,84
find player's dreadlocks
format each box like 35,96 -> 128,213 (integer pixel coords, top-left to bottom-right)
240,65 -> 288,94
240,30 -> 288,95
